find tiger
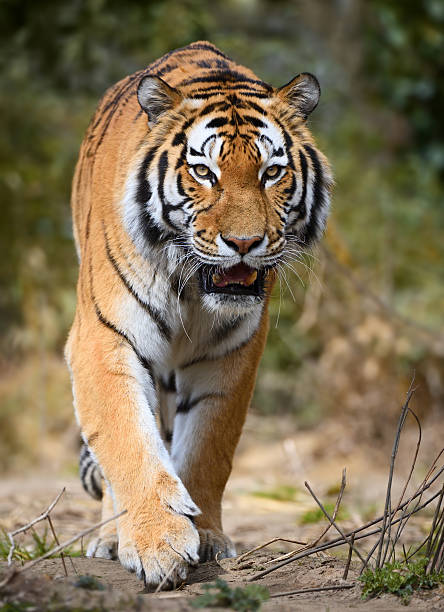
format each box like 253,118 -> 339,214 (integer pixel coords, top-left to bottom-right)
66,41 -> 332,589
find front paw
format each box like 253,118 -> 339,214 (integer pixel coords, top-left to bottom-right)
117,475 -> 201,589
118,510 -> 200,589
198,528 -> 236,562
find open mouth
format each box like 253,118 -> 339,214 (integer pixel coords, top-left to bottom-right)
198,263 -> 266,296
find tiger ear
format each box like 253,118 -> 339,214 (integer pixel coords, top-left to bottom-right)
137,75 -> 182,124
276,73 -> 320,119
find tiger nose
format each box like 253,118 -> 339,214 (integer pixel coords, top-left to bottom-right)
221,235 -> 264,254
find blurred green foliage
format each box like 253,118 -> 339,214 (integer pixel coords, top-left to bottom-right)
0,1 -> 443,431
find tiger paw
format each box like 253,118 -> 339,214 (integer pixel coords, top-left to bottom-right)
86,536 -> 118,560
117,476 -> 201,588
118,511 -> 200,589
198,528 -> 236,562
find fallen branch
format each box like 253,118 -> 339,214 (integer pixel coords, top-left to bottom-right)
270,583 -> 355,598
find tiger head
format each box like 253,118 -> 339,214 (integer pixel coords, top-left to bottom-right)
133,72 -> 332,311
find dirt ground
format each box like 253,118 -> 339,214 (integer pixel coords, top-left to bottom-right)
1,414 -> 443,610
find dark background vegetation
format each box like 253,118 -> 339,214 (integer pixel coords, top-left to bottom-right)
0,0 -> 443,471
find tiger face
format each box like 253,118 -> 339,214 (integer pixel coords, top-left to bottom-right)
133,71 -> 332,311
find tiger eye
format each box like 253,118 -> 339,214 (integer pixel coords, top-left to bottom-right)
194,164 -> 211,178
264,165 -> 281,179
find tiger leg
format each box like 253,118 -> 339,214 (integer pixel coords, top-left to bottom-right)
87,483 -> 119,560
66,320 -> 200,587
172,316 -> 269,562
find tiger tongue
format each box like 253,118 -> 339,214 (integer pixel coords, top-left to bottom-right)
212,263 -> 258,287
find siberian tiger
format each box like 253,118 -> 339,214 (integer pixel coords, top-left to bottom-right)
67,41 -> 332,589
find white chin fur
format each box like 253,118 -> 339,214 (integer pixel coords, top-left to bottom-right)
201,292 -> 263,315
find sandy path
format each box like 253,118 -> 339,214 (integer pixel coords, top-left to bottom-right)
1,414 -> 443,609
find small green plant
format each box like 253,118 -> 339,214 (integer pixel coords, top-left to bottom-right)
251,485 -> 299,502
0,528 -> 53,562
300,502 -> 349,524
359,558 -> 444,604
0,603 -> 35,612
0,528 -> 81,563
73,574 -> 106,591
192,578 -> 269,611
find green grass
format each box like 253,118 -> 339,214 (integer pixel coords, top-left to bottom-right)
359,558 -> 444,605
299,502 -> 350,524
251,485 -> 299,502
192,579 -> 269,611
0,528 -> 81,563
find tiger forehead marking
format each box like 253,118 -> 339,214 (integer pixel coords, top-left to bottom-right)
186,110 -> 289,175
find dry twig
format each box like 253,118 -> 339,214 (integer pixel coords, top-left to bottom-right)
0,509 -> 127,591
249,462 -> 443,581
343,533 -> 355,580
270,583 -> 355,598
304,479 -> 366,565
236,537 -> 307,564
20,509 -> 127,573
7,488 -> 66,566
238,468 -> 346,565
376,380 -> 415,569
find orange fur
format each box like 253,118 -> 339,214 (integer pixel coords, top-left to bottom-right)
67,41 -> 331,588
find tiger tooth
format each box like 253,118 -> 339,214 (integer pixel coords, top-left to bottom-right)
212,273 -> 222,284
245,270 -> 258,286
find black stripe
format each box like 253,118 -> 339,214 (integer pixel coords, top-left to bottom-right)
160,371 -> 176,393
206,117 -> 228,128
90,470 -> 102,499
136,147 -> 166,246
243,115 -> 266,128
148,43 -> 229,75
273,118 -> 295,170
89,264 -> 154,380
176,173 -> 187,198
179,334 -> 256,369
246,100 -> 267,114
199,102 -> 230,116
103,228 -> 171,341
80,459 -> 93,481
195,60 -> 213,69
301,144 -> 326,244
176,392 -> 225,414
298,150 -> 308,218
179,70 -> 272,90
212,316 -> 245,344
188,90 -> 270,100
284,173 -> 297,197
157,150 -> 183,230
156,62 -> 179,77
186,42 -> 230,59
172,131 -> 185,146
